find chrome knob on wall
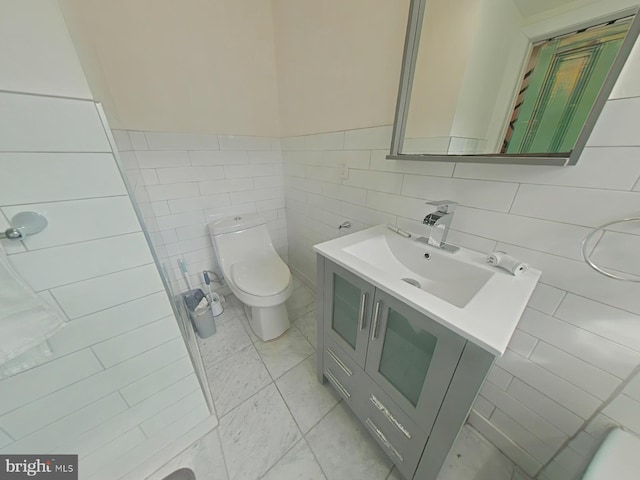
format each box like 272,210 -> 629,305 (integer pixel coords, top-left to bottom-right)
339,221 -> 351,230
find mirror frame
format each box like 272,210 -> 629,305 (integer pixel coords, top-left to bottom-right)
389,0 -> 640,166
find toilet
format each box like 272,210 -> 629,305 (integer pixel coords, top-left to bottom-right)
209,214 -> 293,341
581,428 -> 640,479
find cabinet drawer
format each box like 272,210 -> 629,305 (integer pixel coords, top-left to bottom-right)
361,375 -> 427,480
323,339 -> 362,407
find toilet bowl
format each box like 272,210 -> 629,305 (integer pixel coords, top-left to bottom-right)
209,214 -> 293,341
581,428 -> 640,480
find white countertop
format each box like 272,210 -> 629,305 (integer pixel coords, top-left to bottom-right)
314,225 -> 541,357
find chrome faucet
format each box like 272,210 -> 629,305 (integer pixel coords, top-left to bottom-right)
419,200 -> 459,253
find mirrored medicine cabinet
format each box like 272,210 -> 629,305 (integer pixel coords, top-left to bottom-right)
389,0 -> 640,166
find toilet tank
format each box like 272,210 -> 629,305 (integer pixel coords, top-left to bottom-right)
582,428 -> 640,480
208,214 -> 275,268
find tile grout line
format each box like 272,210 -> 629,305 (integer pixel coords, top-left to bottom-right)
0,336 -> 188,420
214,427 -> 232,480
501,348 -> 603,410
304,400 -> 346,479
215,380 -> 297,479
0,193 -> 132,209
14,229 -> 147,254
216,289 -> 329,478
41,261 -> 157,297
302,436 -> 331,480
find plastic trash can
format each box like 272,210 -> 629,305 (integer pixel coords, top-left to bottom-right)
183,289 -> 216,338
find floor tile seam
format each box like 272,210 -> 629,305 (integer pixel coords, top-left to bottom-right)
201,337 -> 254,372
236,308 -> 260,342
213,360 -> 275,422
303,400 -> 348,480
296,311 -> 317,326
216,383 -> 285,479
271,384 -> 347,477
293,313 -> 318,350
302,436 -> 330,480
213,427 -> 232,480
210,374 -> 272,419
304,399 -> 344,441
289,303 -> 316,321
262,347 -> 316,383
256,437 -> 305,480
295,324 -> 316,349
204,330 -> 253,365
251,335 -> 278,384
201,345 -> 253,373
289,304 -> 317,323
239,379 -> 303,480
307,399 -> 396,480
292,374 -> 342,480
273,369 -> 315,436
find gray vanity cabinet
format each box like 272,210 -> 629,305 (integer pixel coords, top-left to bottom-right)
323,261 -> 375,367
364,288 -> 466,434
317,256 -> 495,480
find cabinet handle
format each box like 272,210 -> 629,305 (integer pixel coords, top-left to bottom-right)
365,418 -> 404,463
327,348 -> 352,376
358,292 -> 367,331
371,300 -> 382,340
325,370 -> 351,399
370,395 -> 411,439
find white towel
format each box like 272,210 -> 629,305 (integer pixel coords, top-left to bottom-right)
0,241 -> 65,373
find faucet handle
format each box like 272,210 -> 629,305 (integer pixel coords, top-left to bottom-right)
426,200 -> 458,213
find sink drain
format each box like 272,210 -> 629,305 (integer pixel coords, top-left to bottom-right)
402,278 -> 421,288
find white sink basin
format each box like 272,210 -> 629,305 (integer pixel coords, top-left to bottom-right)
343,233 -> 492,308
314,225 -> 541,355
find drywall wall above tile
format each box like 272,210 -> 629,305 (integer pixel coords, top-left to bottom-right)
58,0 -> 281,136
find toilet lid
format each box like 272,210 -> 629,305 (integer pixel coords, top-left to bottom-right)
231,256 -> 291,297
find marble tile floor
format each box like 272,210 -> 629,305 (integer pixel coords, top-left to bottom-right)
148,280 -> 531,480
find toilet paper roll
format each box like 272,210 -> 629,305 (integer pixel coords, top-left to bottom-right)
210,292 -> 224,316
486,251 -> 529,276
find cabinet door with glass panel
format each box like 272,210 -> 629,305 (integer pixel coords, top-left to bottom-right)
323,262 -> 375,367
365,289 -> 466,433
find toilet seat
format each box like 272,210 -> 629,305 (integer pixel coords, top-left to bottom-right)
231,256 -> 290,297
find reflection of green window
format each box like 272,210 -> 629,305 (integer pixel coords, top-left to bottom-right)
503,17 -> 633,154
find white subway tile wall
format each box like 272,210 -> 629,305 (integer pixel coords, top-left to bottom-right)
0,92 -> 211,478
281,89 -> 640,477
114,129 -> 288,295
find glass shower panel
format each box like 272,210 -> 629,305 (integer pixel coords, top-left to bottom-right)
104,116 -> 214,414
